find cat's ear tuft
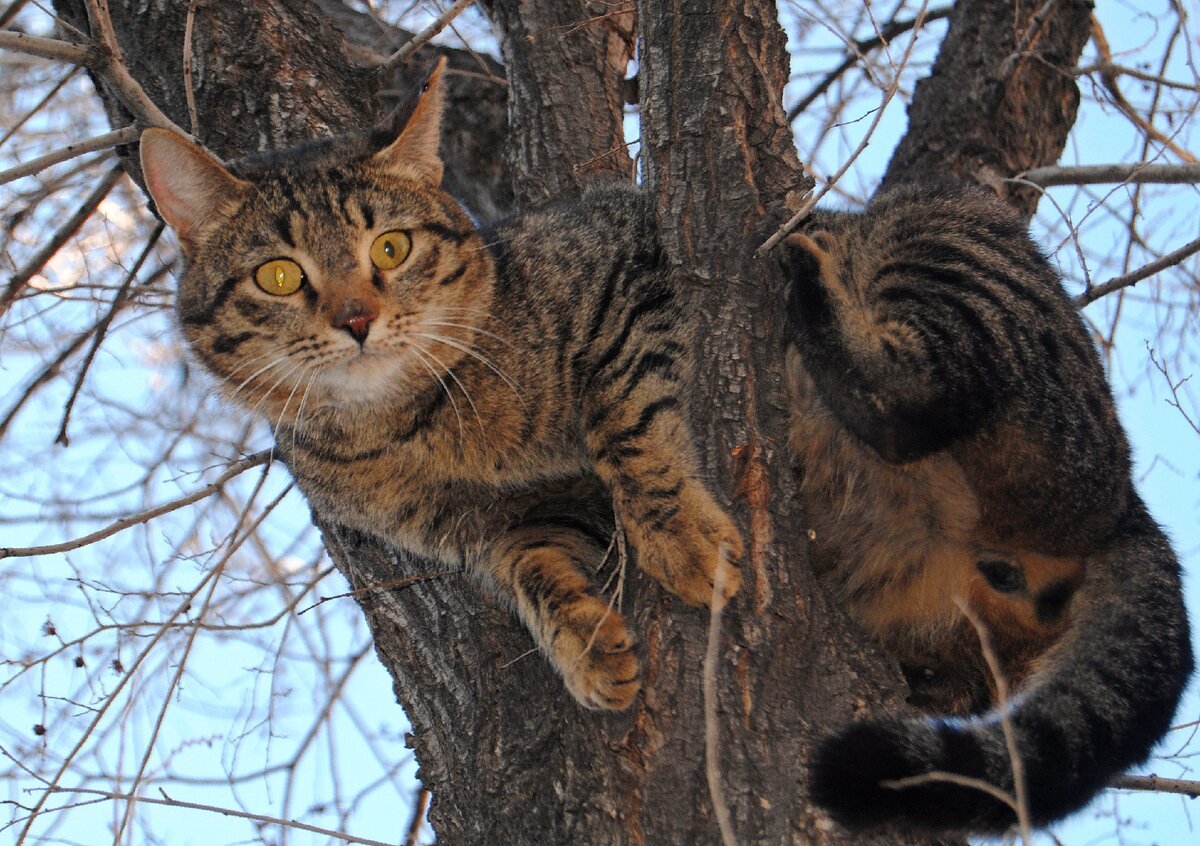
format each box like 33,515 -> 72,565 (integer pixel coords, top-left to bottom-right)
139,128 -> 248,249
372,56 -> 447,185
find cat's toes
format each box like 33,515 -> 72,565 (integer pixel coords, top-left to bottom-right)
557,597 -> 641,710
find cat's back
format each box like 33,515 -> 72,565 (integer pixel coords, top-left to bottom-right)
813,185 -> 1132,552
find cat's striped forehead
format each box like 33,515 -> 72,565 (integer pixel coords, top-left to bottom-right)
241,164 -> 440,253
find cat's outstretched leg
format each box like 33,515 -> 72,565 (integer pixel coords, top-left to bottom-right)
582,376 -> 742,609
489,527 -> 640,710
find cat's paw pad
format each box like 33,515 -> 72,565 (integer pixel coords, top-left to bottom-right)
635,485 -> 743,609
556,595 -> 641,711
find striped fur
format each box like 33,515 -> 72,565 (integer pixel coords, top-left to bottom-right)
786,185 -> 1192,832
140,63 -> 741,712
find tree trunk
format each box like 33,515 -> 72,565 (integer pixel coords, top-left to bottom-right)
60,0 -> 1093,842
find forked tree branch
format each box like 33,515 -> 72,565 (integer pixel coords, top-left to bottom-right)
1074,234 -> 1200,306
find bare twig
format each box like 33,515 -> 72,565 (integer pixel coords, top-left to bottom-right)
1090,16 -> 1197,164
954,597 -> 1032,845
183,0 -> 202,136
0,67 -> 80,147
404,787 -> 431,846
82,0 -> 185,132
760,2 -> 932,255
0,29 -> 93,64
1020,162 -> 1200,187
1149,346 -> 1200,436
114,478 -> 290,843
0,451 -> 271,560
296,569 -> 462,615
14,461 -> 276,843
1113,774 -> 1200,797
0,165 -> 122,316
703,554 -> 740,846
1074,234 -> 1200,306
882,770 -> 1020,811
0,125 -> 138,187
54,223 -> 165,445
786,6 -> 952,122
380,0 -> 474,74
1077,61 -> 1200,93
19,785 -> 399,846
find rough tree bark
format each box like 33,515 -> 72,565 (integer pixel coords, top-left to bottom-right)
54,0 -> 1093,842
880,0 -> 1094,219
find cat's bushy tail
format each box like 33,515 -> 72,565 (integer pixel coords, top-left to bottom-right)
810,498 -> 1193,833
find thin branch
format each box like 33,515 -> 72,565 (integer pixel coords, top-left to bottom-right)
882,771 -> 1020,811
403,787 -> 430,846
786,6 -> 952,122
0,30 -> 94,65
82,0 -> 186,132
1020,162 -> 1200,187
1090,16 -> 1197,164
25,786 -> 399,846
1113,774 -> 1200,797
379,0 -> 474,74
183,0 -> 202,136
1077,61 -> 1200,93
0,125 -> 138,187
0,451 -> 271,560
296,569 -> 463,615
54,223 -> 165,446
760,2 -> 932,255
0,165 -> 122,317
954,598 -> 1032,845
1074,233 -> 1200,306
0,0 -> 34,28
0,67 -> 81,148
703,557 -> 740,846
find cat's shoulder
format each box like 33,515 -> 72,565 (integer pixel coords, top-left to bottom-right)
484,182 -> 656,262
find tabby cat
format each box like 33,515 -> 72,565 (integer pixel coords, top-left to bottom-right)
138,59 -> 742,711
138,57 -> 1191,836
785,187 -> 1193,832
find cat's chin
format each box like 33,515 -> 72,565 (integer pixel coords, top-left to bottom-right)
317,353 -> 421,408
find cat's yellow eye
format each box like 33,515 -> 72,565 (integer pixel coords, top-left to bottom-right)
370,230 -> 411,270
254,259 -> 305,296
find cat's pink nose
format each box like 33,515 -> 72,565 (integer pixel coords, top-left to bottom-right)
332,298 -> 378,344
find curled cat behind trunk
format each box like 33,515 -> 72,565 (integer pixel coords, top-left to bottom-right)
786,186 -> 1192,832
138,58 -> 1190,836
138,58 -> 742,712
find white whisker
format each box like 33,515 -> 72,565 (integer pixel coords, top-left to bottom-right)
227,353 -> 293,406
404,342 -> 465,445
422,319 -> 514,348
410,330 -> 527,408
416,342 -> 486,440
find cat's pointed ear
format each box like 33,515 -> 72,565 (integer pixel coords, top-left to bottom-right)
371,56 -> 447,185
139,128 -> 248,249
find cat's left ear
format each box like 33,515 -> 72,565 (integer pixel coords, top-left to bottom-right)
371,56 -> 447,185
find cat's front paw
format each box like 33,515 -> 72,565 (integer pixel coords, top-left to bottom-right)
554,595 -> 641,710
632,484 -> 743,609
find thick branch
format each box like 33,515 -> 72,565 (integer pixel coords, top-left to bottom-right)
880,0 -> 1094,218
481,0 -> 635,205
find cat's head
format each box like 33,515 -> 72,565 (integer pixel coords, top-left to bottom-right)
140,58 -> 494,422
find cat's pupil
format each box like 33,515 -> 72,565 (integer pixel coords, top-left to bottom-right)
383,241 -> 395,259
274,266 -> 286,287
